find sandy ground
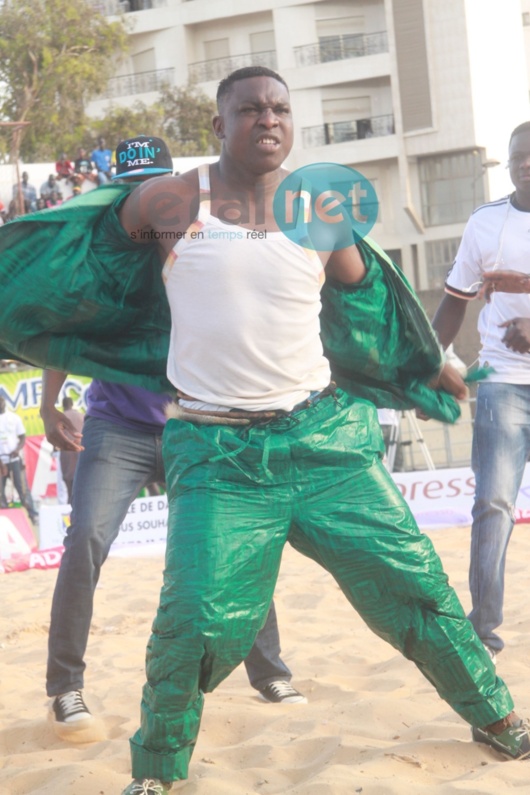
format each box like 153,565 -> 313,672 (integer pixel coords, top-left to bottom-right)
1,524 -> 530,795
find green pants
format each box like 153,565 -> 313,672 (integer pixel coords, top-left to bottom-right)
130,390 -> 513,781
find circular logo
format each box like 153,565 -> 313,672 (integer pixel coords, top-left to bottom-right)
273,162 -> 378,251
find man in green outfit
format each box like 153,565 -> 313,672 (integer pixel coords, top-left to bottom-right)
113,67 -> 530,794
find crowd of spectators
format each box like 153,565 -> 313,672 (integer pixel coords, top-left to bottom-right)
7,139 -> 116,220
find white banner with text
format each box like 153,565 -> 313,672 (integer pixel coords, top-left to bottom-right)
36,465 -> 530,560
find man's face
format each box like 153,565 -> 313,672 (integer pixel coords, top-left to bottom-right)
78,148 -> 86,158
213,76 -> 293,174
508,130 -> 530,195
22,172 -> 28,183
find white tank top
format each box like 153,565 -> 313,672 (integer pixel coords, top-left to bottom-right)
162,164 -> 331,411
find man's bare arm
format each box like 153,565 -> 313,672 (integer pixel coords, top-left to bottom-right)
324,243 -> 366,284
118,173 -> 198,257
431,293 -> 469,350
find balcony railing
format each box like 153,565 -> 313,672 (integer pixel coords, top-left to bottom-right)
102,67 -> 174,99
91,0 -> 167,14
302,113 -> 395,148
188,50 -> 277,83
294,31 -> 388,67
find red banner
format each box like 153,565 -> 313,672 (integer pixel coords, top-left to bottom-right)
0,545 -> 64,574
24,434 -> 58,499
0,508 -> 37,565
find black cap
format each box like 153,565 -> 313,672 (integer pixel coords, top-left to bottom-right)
112,135 -> 173,180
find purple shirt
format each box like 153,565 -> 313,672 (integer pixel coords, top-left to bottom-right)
86,380 -> 171,435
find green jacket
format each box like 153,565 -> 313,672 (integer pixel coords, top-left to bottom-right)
0,184 -> 458,422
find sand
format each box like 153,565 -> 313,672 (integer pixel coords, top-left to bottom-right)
1,524 -> 530,795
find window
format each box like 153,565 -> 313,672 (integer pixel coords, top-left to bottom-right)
316,13 -> 365,63
204,38 -> 229,61
250,30 -> 275,54
419,151 -> 485,226
132,48 -> 156,73
425,238 -> 461,289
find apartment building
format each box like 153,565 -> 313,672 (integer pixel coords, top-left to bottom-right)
89,0 -> 529,291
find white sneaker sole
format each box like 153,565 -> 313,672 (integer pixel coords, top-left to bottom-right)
48,709 -> 107,743
257,693 -> 308,704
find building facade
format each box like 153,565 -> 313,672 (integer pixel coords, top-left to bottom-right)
88,0 -> 529,291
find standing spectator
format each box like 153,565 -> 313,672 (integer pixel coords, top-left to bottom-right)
91,137 -> 113,184
55,152 -> 75,182
432,120 -> 530,664
59,397 -> 84,504
73,148 -> 96,186
0,395 -> 38,522
12,172 -> 37,213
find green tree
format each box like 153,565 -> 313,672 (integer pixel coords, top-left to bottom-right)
88,101 -> 165,153
89,83 -> 221,158
158,83 -> 220,156
0,0 -> 128,162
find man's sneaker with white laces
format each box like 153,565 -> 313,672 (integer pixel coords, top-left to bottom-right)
472,719 -> 530,760
258,681 -> 308,704
121,779 -> 173,794
49,690 -> 106,742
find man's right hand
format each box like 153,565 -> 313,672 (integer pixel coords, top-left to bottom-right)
479,270 -> 530,302
41,407 -> 84,451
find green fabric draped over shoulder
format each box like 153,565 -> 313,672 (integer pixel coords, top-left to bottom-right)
320,236 -> 458,422
0,185 -> 458,421
0,184 -> 172,393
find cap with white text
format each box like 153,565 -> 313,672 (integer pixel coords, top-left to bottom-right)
112,135 -> 173,179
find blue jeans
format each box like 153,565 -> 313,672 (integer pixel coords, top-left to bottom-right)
469,382 -> 530,652
47,416 -> 289,696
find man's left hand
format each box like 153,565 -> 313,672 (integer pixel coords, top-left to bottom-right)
428,361 -> 469,400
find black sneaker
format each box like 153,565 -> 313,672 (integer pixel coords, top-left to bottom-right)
258,681 -> 308,704
49,690 -> 103,742
472,719 -> 530,759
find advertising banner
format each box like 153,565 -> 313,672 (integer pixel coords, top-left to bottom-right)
0,508 -> 37,566
0,368 -> 91,498
38,494 -> 169,551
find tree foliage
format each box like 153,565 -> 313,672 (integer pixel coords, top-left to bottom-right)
86,83 -> 221,159
158,84 -> 220,157
0,0 -> 128,161
86,102 -> 164,154
0,0 -> 220,163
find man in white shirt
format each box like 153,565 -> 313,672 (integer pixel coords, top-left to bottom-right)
432,120 -> 530,664
0,395 -> 38,522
